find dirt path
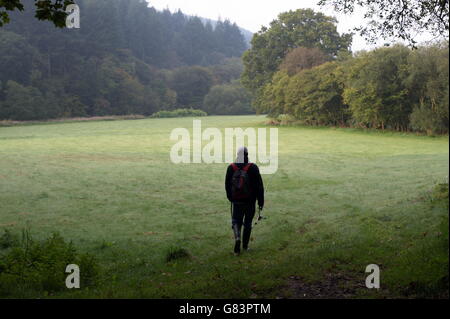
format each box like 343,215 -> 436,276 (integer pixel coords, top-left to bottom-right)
283,272 -> 370,299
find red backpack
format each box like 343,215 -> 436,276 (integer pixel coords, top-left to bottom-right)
230,163 -> 252,201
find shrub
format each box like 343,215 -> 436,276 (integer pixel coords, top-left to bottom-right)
277,114 -> 297,126
165,246 -> 190,263
0,229 -> 18,249
431,181 -> 449,208
0,231 -> 99,297
151,108 -> 207,118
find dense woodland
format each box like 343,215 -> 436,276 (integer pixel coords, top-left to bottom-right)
0,0 -> 251,120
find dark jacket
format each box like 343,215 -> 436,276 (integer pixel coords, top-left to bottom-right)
225,161 -> 264,207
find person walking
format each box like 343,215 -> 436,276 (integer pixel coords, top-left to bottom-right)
225,146 -> 264,255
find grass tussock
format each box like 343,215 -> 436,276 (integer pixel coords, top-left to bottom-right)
165,246 -> 190,263
431,181 -> 449,203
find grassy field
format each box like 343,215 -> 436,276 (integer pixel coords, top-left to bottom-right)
0,115 -> 448,298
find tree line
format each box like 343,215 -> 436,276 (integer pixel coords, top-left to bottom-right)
0,0 -> 252,121
242,9 -> 449,135
256,44 -> 448,135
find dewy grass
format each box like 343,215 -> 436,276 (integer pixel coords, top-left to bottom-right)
0,115 -> 448,298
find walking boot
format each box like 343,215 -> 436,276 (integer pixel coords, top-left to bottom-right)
242,227 -> 252,251
232,224 -> 242,255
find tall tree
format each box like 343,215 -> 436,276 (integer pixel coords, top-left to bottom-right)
407,43 -> 449,134
241,8 -> 352,105
169,66 -> 213,108
0,30 -> 39,84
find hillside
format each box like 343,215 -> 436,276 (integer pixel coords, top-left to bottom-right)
0,0 -> 252,121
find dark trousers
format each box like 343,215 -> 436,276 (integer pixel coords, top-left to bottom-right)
231,202 -> 256,230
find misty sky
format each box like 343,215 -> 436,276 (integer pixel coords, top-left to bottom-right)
148,0 -> 434,52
